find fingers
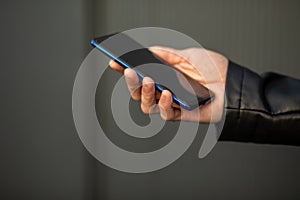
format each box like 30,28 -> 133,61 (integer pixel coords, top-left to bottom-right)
109,58 -> 181,119
141,77 -> 159,114
149,46 -> 183,66
124,68 -> 158,114
124,68 -> 141,101
158,90 -> 181,120
109,60 -> 125,74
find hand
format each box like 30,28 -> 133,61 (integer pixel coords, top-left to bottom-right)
109,46 -> 228,123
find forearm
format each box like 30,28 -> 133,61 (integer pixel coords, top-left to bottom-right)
219,61 -> 300,146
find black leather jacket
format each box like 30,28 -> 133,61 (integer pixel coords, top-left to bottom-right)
219,61 -> 300,146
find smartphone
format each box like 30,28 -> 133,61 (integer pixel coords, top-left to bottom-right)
91,33 -> 214,110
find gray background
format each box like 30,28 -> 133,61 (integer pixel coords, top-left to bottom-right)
1,0 -> 300,199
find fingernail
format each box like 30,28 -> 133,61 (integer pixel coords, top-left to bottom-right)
124,68 -> 130,76
161,90 -> 169,99
143,77 -> 153,84
109,60 -> 113,65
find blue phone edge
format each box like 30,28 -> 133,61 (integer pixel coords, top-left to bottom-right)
91,39 -> 213,111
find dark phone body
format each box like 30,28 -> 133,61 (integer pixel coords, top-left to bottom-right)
91,33 -> 214,110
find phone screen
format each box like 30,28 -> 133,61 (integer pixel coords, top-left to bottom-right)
92,33 -> 214,110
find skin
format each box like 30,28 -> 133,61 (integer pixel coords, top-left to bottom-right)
109,46 -> 228,123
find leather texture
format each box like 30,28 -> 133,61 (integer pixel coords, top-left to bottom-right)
219,61 -> 300,146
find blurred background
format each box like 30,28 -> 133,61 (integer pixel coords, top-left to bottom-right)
1,0 -> 300,199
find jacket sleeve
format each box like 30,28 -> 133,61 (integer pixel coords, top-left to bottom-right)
219,61 -> 300,146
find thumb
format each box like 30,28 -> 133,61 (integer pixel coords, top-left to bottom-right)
148,46 -> 183,65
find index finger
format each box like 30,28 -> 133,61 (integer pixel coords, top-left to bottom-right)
109,60 -> 125,74
148,46 -> 183,66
